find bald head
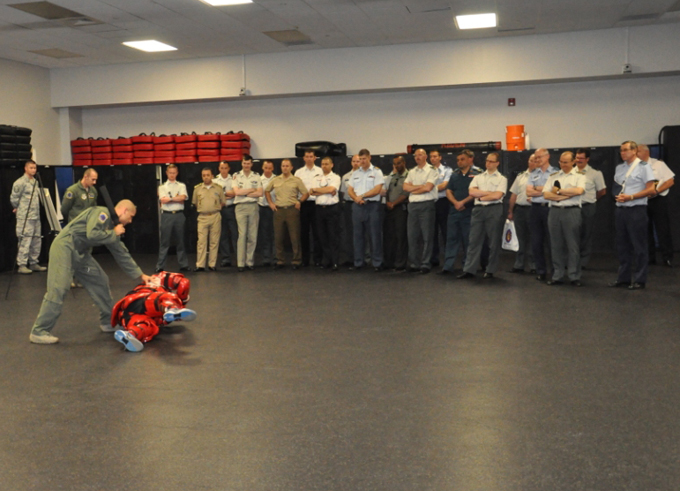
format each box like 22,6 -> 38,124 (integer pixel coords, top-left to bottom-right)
637,144 -> 650,161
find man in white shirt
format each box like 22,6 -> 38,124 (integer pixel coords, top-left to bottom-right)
574,148 -> 606,268
340,154 -> 361,266
458,152 -> 507,279
542,152 -> 586,286
232,155 -> 263,271
213,161 -> 238,267
403,148 -> 438,273
429,149 -> 453,267
507,154 -> 537,273
257,160 -> 276,267
156,164 -> 190,272
295,150 -> 324,267
638,144 -> 675,267
310,156 -> 342,270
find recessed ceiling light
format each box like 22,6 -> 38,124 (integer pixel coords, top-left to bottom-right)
122,40 -> 177,52
455,13 -> 497,30
200,0 -> 253,6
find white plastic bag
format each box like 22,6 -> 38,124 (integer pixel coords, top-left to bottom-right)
501,219 -> 519,252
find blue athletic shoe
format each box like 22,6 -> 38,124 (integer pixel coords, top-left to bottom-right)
114,330 -> 144,352
163,308 -> 197,324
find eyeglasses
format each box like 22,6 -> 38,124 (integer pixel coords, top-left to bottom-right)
485,159 -> 498,163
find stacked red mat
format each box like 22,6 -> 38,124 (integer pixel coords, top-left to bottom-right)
71,131 -> 251,166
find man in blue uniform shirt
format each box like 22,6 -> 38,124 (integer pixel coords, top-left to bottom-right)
609,141 -> 656,290
526,148 -> 558,281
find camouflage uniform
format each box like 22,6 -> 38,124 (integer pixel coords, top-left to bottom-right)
10,174 -> 41,267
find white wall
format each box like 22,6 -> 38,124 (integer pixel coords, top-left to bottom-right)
51,23 -> 680,108
0,58 -> 60,165
81,74 -> 680,157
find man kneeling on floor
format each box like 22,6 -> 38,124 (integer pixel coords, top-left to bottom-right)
29,200 -> 150,345
111,271 -> 196,352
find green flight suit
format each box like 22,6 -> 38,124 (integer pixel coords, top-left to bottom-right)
61,181 -> 98,223
31,206 -> 143,335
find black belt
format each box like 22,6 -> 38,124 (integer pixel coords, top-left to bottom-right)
553,205 -> 580,209
582,202 -> 595,207
532,203 -> 549,207
161,210 -> 182,214
480,203 -> 502,207
317,203 -> 339,208
278,205 -> 296,209
225,204 -> 235,208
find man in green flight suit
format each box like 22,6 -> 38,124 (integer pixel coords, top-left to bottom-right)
61,168 -> 99,223
29,199 -> 151,345
61,168 -> 99,288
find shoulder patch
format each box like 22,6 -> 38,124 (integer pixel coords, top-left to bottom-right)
577,170 -> 586,175
65,191 -> 73,199
98,212 -> 108,223
550,171 -> 559,176
195,183 -> 202,188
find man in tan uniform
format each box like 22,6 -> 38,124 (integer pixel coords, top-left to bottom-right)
192,167 -> 225,271
265,159 -> 309,269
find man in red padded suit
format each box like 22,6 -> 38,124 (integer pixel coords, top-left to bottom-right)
111,271 -> 196,352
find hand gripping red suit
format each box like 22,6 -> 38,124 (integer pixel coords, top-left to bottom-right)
111,271 -> 196,352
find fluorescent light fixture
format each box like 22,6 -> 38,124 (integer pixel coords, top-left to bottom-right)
455,13 -> 497,30
123,40 -> 177,52
201,0 -> 253,6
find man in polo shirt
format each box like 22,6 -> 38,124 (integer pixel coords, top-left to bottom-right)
347,149 -> 384,271
265,159 -> 309,269
310,156 -> 342,270
403,148 -> 439,273
295,150 -> 323,267
542,151 -> 586,286
574,148 -> 606,269
156,164 -> 190,273
458,152 -> 507,279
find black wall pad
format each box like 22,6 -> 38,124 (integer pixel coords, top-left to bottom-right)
660,126 -> 680,251
0,165 -> 56,273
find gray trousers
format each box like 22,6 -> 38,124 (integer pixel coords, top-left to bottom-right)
16,219 -> 41,266
512,205 -> 534,270
463,204 -> 503,274
579,203 -> 597,267
407,201 -> 436,269
156,212 -> 189,270
548,207 -> 582,281
235,202 -> 259,267
219,205 -> 238,263
32,236 -> 113,334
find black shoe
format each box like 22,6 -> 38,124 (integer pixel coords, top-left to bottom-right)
179,267 -> 190,272
247,266 -> 255,271
155,267 -> 163,273
509,268 -> 524,274
535,274 -> 546,281
571,280 -> 583,287
262,262 -> 271,267
648,259 -> 657,265
332,264 -> 339,271
665,260 -> 673,267
194,267 -> 206,272
220,260 -> 231,267
457,272 -> 475,279
395,267 -> 406,272
608,281 -> 628,288
208,267 -> 216,271
407,267 -> 419,273
546,280 -> 564,286
430,261 -> 440,267
420,268 -> 431,274
349,265 -> 363,271
483,272 -> 494,279
238,267 -> 245,272
274,263 -> 284,270
374,267 -> 383,273
314,262 -> 322,267
437,269 -> 451,275
292,264 -> 300,270
629,282 -> 645,290
529,269 -> 537,274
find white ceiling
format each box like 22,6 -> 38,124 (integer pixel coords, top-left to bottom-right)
0,0 -> 679,68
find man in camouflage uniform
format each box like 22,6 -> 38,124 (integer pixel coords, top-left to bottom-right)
29,200 -> 150,345
61,168 -> 98,223
10,159 -> 46,275
61,168 -> 99,288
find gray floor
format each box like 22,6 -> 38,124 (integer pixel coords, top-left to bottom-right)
2,252 -> 680,491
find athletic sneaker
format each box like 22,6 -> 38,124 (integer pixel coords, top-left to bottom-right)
114,330 -> 144,352
29,332 -> 59,344
163,308 -> 197,324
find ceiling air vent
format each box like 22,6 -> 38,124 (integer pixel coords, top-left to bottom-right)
263,29 -> 313,46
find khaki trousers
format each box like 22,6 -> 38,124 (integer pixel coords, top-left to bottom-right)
196,212 -> 221,268
274,206 -> 301,265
